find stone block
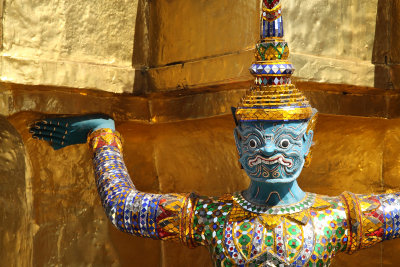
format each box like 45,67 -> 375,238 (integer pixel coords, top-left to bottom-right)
147,50 -> 254,91
1,0 -> 141,93
282,0 -> 378,87
149,0 -> 258,66
3,0 -> 138,65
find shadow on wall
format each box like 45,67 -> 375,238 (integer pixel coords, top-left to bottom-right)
373,0 -> 399,89
132,0 -> 150,95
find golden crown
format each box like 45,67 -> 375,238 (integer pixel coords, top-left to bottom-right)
235,0 -> 314,122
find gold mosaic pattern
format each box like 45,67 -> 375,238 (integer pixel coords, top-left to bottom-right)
88,128 -> 124,152
236,85 -> 313,121
340,192 -> 383,254
255,41 -> 289,61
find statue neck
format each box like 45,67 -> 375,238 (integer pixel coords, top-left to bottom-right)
242,180 -> 305,207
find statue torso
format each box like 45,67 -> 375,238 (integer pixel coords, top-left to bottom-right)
192,193 -> 351,267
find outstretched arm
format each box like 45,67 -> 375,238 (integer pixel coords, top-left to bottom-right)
30,115 -> 199,245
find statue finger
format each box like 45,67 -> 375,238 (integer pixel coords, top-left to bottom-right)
29,129 -> 66,140
30,123 -> 68,135
32,121 -> 68,133
38,118 -> 70,128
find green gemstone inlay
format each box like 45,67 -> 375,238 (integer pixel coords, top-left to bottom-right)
316,259 -> 324,267
288,225 -> 301,235
315,244 -> 324,255
288,238 -> 300,249
265,236 -> 274,246
205,229 -> 213,241
239,235 -> 251,246
336,227 -> 345,238
324,227 -> 333,238
240,222 -> 251,231
224,259 -> 233,267
222,205 -> 231,212
216,229 -> 223,240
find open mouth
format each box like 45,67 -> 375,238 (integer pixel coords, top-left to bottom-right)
248,154 -> 293,168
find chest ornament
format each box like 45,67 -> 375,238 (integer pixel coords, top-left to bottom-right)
222,193 -> 332,266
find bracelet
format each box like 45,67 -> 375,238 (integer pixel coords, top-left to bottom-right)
87,128 -> 123,152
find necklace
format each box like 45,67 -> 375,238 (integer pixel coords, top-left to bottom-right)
232,191 -> 317,215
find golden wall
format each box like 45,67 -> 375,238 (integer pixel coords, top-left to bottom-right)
1,0 -> 400,266
1,0 -> 396,93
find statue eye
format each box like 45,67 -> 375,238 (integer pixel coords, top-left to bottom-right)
249,139 -> 257,149
279,139 -> 290,148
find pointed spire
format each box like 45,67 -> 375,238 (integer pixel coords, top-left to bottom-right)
235,1 -> 314,122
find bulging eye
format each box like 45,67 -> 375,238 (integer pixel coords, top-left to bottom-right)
279,139 -> 290,149
249,139 -> 257,149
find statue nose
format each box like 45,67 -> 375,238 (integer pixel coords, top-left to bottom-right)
261,144 -> 275,154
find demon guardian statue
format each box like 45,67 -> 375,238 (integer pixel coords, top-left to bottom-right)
30,1 -> 400,266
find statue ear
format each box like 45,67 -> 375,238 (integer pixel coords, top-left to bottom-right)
304,112 -> 318,167
233,127 -> 242,157
303,130 -> 314,156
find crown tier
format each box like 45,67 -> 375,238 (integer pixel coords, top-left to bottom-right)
236,0 -> 313,122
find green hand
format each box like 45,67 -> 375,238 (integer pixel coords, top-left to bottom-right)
30,114 -> 115,150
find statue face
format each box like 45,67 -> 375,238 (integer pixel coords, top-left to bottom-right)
234,121 -> 313,184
